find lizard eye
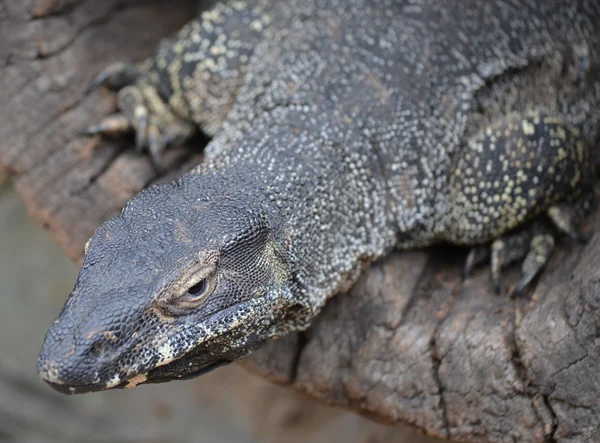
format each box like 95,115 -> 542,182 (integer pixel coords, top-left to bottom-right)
163,251 -> 220,311
186,279 -> 207,298
173,273 -> 216,309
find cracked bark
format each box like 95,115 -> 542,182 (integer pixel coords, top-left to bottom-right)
1,1 -> 600,442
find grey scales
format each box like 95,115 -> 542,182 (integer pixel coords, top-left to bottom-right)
37,0 -> 600,394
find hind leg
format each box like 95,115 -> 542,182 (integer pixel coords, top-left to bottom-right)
448,112 -> 595,294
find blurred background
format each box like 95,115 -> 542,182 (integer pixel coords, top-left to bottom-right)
0,178 -> 440,443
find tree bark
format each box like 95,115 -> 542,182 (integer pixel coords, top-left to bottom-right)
1,1 -> 599,441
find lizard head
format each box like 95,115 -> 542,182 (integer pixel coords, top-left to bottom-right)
37,175 -> 309,394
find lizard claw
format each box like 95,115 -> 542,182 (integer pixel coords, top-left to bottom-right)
147,123 -> 166,172
463,245 -> 488,279
86,62 -> 140,94
133,105 -> 149,152
82,114 -> 132,136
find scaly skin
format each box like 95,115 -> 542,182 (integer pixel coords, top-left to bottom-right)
38,0 -> 600,394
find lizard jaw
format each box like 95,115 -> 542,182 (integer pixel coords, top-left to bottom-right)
41,358 -> 232,395
144,358 -> 232,384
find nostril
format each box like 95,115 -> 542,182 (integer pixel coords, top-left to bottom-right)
87,339 -> 106,359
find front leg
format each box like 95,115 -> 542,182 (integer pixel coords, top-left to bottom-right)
86,1 -> 271,166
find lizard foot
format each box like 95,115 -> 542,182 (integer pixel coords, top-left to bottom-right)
464,202 -> 590,297
84,64 -> 195,169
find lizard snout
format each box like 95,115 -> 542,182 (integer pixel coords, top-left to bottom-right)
37,322 -> 123,394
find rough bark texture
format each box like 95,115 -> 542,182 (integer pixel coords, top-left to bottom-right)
1,1 -> 599,442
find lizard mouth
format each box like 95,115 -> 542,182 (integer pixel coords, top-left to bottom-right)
144,358 -> 231,384
43,359 -> 232,395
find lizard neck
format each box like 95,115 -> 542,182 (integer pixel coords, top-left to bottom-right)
199,106 -> 397,314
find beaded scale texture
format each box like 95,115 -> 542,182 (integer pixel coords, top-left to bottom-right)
37,0 -> 600,394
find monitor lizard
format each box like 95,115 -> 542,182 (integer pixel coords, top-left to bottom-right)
37,0 -> 600,394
